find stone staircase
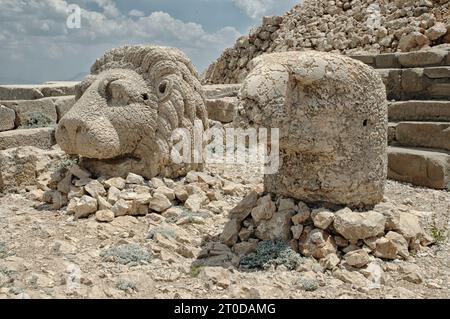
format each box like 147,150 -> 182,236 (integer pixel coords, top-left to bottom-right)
351,46 -> 450,190
0,82 -> 77,150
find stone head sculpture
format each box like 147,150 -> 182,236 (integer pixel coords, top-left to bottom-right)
56,45 -> 208,179
237,51 -> 387,208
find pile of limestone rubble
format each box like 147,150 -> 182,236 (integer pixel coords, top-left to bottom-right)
219,190 -> 434,271
4,146 -> 434,276
204,0 -> 450,84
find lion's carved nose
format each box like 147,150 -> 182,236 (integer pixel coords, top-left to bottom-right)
57,118 -> 86,144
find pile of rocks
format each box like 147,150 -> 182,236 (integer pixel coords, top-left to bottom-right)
220,191 -> 434,269
36,163 -> 247,223
204,0 -> 450,84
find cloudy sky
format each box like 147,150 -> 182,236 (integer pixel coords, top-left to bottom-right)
0,0 -> 298,84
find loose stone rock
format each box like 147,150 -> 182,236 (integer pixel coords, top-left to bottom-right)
149,193 -> 172,213
74,195 -> 98,219
334,208 -> 386,242
95,210 -> 115,223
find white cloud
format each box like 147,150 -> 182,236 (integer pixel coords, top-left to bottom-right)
0,0 -> 241,83
232,0 -> 297,19
128,9 -> 145,17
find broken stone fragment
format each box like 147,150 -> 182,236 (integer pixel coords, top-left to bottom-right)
333,208 -> 386,242
111,199 -> 133,217
74,195 -> 98,219
84,180 -> 106,199
104,177 -> 126,190
344,249 -> 371,268
255,210 -> 294,241
220,219 -> 241,247
148,193 -> 172,213
126,173 -> 145,185
155,186 -> 175,200
228,191 -> 258,222
95,210 -> 115,222
298,228 -> 337,259
251,194 -> 275,224
311,208 -> 335,230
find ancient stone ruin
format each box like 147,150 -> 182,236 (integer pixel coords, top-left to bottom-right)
56,45 -> 209,180
204,0 -> 450,84
236,50 -> 387,208
0,0 -> 449,300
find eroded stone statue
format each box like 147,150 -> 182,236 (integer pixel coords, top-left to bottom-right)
56,45 -> 209,179
237,51 -> 387,208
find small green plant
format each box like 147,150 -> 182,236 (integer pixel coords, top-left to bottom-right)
100,244 -> 151,265
295,277 -> 319,292
146,227 -> 177,240
166,208 -> 208,224
189,265 -> 205,278
431,226 -> 447,245
116,279 -> 137,292
0,242 -> 12,259
20,112 -> 53,129
0,265 -> 15,278
240,240 -> 303,270
56,156 -> 80,171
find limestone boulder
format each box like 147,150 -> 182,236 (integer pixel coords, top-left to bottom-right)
333,208 -> 386,242
0,105 -> 15,132
238,51 -> 387,208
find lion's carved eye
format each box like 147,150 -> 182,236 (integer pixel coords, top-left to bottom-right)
157,79 -> 172,101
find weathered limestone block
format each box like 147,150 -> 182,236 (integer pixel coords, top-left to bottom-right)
203,84 -> 241,99
0,146 -> 57,192
398,49 -> 448,68
0,105 -> 15,132
56,45 -> 209,179
238,51 -> 387,207
0,82 -> 77,100
0,127 -> 56,150
53,96 -> 76,122
206,97 -> 237,123
1,98 -> 57,127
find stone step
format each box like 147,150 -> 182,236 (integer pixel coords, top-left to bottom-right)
393,121 -> 450,151
0,96 -> 75,129
350,47 -> 450,69
0,82 -> 78,100
203,84 -> 241,99
0,127 -> 56,151
388,100 -> 450,122
206,97 -> 237,123
377,67 -> 450,101
388,146 -> 450,190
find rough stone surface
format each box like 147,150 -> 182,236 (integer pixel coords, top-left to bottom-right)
0,127 -> 56,150
74,195 -> 98,219
95,210 -> 115,222
237,51 -> 387,207
204,0 -> 450,84
205,97 -> 237,123
148,193 -> 172,213
55,45 -> 209,179
251,194 -> 275,224
311,208 -> 335,230
0,146 -> 58,192
334,208 -> 386,242
344,249 -> 371,268
0,105 -> 15,132
2,98 -> 57,128
299,228 -> 337,259
254,210 -> 294,241
388,146 -> 450,190
0,82 -> 76,100
228,191 -> 258,222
